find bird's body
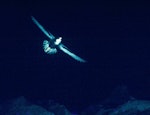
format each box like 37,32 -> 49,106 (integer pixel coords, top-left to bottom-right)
31,16 -> 86,62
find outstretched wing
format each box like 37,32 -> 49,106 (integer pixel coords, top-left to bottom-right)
31,16 -> 55,40
59,44 -> 86,63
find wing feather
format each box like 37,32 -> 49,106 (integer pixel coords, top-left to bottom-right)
31,16 -> 55,40
59,44 -> 86,63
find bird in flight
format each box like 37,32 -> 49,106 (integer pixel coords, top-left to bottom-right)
31,16 -> 86,63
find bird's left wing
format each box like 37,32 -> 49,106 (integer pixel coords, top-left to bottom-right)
31,16 -> 55,40
59,44 -> 86,63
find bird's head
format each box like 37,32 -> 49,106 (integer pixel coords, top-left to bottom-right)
55,37 -> 62,45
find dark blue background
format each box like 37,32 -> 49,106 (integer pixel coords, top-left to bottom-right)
0,1 -> 150,112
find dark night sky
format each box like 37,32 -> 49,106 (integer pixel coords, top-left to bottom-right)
0,0 -> 150,112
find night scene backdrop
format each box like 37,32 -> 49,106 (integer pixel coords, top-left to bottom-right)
0,0 -> 150,113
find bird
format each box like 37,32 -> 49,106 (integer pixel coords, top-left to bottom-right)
31,16 -> 86,63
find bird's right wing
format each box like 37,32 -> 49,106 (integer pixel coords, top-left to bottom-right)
31,16 -> 55,40
59,44 -> 86,63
